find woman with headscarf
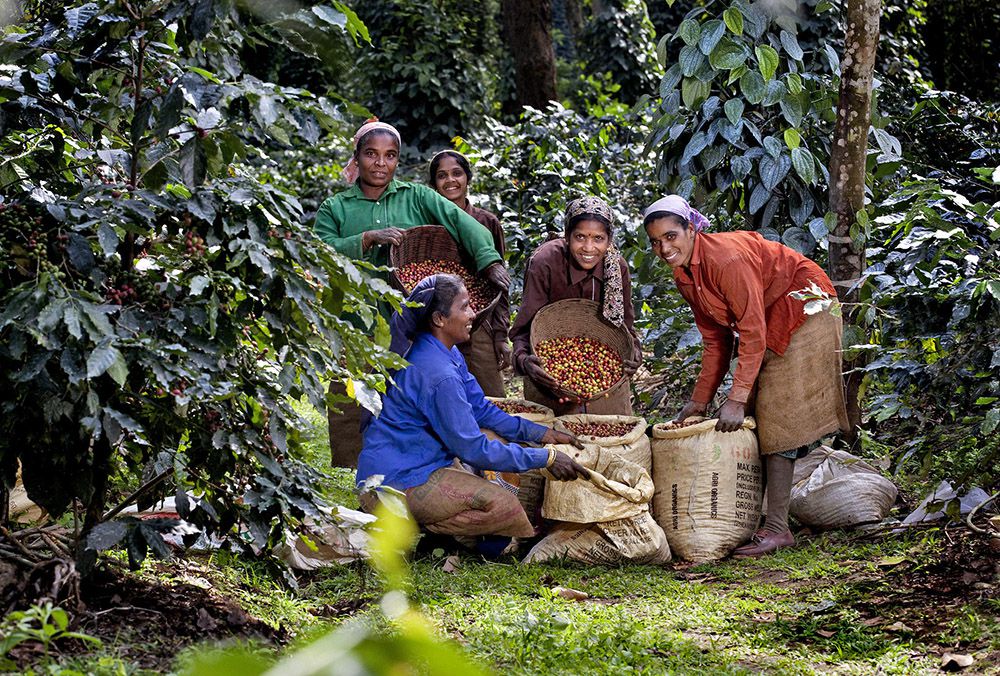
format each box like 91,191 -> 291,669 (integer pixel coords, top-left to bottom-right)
358,274 -> 587,545
428,149 -> 510,397
642,195 -> 850,558
509,197 -> 643,416
313,119 -> 511,467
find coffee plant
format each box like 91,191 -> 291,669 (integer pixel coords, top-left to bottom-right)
0,0 -> 404,568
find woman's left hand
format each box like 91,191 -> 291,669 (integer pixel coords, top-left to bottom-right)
494,340 -> 512,370
715,399 -> 746,432
622,345 -> 643,377
542,428 -> 584,449
484,262 -> 511,290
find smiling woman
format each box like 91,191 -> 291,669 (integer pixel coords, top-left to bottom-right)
358,274 -> 587,552
428,149 -> 511,397
510,196 -> 642,416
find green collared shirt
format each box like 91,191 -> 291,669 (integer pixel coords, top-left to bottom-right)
313,179 -> 502,273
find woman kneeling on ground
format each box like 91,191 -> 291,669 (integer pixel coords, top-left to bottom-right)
358,274 -> 587,546
643,195 -> 850,558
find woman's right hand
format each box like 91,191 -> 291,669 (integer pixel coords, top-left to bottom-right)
522,355 -> 561,392
674,399 -> 707,424
547,450 -> 589,481
362,227 -> 404,249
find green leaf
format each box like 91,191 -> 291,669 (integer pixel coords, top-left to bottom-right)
723,7 -> 744,35
779,91 -> 804,127
763,135 -> 784,158
681,132 -> 709,166
739,71 -> 766,104
661,64 -> 682,93
792,147 -> 817,184
656,34 -> 670,68
98,223 -> 119,256
698,20 -> 726,55
755,44 -> 780,81
731,155 -> 753,179
679,45 -> 705,77
784,128 -> 801,150
709,40 -> 749,70
87,343 -> 122,379
759,154 -> 791,190
86,520 -> 128,551
678,19 -> 702,46
786,72 -> 804,95
982,408 -> 1000,436
724,98 -> 744,125
779,30 -> 804,61
681,78 -> 711,109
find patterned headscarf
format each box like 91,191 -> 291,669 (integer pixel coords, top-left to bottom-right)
564,197 -> 625,328
342,118 -> 402,184
642,195 -> 711,232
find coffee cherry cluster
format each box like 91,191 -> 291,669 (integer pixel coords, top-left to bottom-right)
663,419 -> 700,429
493,400 -> 538,415
185,230 -> 206,256
562,421 -> 635,438
397,259 -> 494,313
536,336 -> 623,398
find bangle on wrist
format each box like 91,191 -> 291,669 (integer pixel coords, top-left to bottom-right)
546,448 -> 556,468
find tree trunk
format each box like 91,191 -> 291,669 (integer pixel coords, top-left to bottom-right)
827,0 -> 881,441
564,0 -> 585,39
501,0 -> 558,112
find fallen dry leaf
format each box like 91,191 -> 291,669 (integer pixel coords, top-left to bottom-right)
940,652 -> 975,671
885,621 -> 913,633
862,616 -> 885,626
815,629 -> 836,638
552,586 -> 589,602
442,555 -> 461,573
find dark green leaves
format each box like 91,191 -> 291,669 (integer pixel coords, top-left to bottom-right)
792,147 -> 817,184
724,98 -> 744,125
739,70 -> 766,104
779,30 -> 804,61
698,20 -> 726,55
755,44 -> 779,81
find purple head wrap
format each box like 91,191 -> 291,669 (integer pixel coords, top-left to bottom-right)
642,195 -> 711,232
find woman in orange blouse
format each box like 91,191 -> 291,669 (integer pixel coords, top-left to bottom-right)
644,195 -> 849,558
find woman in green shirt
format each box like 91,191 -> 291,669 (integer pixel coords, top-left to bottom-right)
315,119 -> 510,468
314,120 -> 510,288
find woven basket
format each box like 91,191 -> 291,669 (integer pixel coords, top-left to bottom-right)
388,225 -> 501,323
529,298 -> 632,402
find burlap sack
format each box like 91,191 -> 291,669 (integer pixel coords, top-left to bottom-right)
485,397 -> 555,425
790,446 -> 898,529
553,414 -> 650,471
522,511 -> 671,565
481,398 -> 555,523
542,445 -> 654,523
651,417 -> 763,562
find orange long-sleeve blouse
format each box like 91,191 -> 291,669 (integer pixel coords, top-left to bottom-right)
675,230 -> 836,405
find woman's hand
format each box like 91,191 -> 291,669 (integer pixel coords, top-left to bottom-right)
494,340 -> 512,370
484,262 -> 511,290
523,356 -> 582,404
362,227 -> 404,250
541,428 -> 584,449
622,345 -> 643,377
715,399 -> 745,432
547,450 -> 589,481
674,399 -> 707,424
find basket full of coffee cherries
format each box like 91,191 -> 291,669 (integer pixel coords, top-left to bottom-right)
389,225 -> 501,324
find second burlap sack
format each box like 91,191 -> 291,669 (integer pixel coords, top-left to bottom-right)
552,414 -> 651,472
522,511 -> 671,565
482,397 -> 556,522
542,444 -> 654,523
651,417 -> 763,562
790,446 -> 898,529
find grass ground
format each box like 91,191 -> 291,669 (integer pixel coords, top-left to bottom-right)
4,405 -> 999,675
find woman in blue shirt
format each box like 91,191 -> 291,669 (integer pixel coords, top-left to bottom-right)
359,274 -> 586,539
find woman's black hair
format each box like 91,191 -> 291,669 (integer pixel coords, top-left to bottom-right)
354,128 -> 400,158
565,212 -> 613,238
428,150 -> 472,185
424,274 -> 465,331
642,210 -> 689,230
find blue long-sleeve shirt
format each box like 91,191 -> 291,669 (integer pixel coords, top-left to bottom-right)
358,333 -> 550,490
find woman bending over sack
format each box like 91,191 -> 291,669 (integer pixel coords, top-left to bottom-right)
510,197 -> 642,416
643,195 -> 850,558
358,274 -> 587,548
313,119 -> 510,468
428,149 -> 510,397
